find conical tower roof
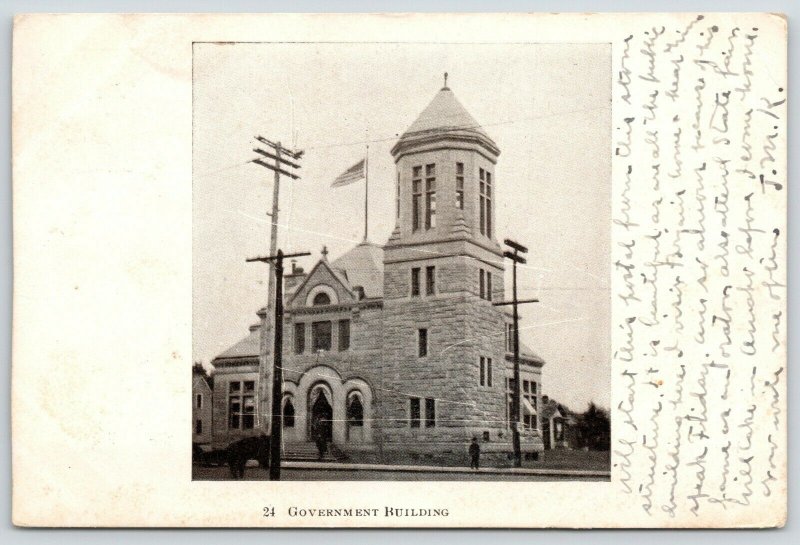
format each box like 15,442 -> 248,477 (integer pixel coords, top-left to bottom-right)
391,83 -> 500,159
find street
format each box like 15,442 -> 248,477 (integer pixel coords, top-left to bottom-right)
192,463 -> 609,482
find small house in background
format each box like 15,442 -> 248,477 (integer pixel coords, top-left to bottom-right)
540,395 -> 575,450
192,369 -> 213,445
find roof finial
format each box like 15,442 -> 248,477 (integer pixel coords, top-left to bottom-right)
442,72 -> 449,90
321,245 -> 329,260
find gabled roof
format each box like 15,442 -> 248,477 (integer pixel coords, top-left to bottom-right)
391,86 -> 499,157
288,258 -> 355,306
331,242 -> 384,298
213,324 -> 263,361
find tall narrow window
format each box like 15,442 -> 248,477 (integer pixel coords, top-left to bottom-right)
523,379 -> 537,430
195,393 -> 203,409
409,397 -> 421,428
425,266 -> 435,295
396,171 -> 401,219
411,267 -> 420,297
487,357 -> 493,387
294,322 -> 305,354
195,419 -> 203,434
479,168 -> 493,237
479,356 -> 485,386
312,321 -> 332,352
479,168 -> 486,235
486,171 -> 493,238
347,395 -> 364,427
425,398 -> 436,428
486,271 -> 493,301
412,166 -> 422,231
228,381 -> 241,430
418,328 -> 428,357
507,323 -> 515,352
479,269 -> 485,299
338,319 -> 350,351
425,164 -> 436,229
455,162 -> 464,209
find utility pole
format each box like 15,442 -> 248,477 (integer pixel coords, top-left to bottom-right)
493,238 -> 539,468
251,137 -> 303,435
247,249 -> 311,481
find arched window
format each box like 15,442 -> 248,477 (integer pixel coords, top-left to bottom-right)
283,398 -> 295,428
347,394 -> 364,427
312,292 -> 331,306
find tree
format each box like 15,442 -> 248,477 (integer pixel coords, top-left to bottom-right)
575,402 -> 610,451
192,361 -> 208,378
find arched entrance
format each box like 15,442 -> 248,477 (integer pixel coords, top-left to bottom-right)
309,387 -> 333,443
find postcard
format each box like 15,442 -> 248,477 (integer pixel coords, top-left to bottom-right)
11,12 -> 787,527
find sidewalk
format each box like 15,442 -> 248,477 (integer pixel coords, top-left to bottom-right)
279,460 -> 610,479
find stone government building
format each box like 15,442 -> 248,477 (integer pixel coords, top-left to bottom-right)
206,82 -> 550,466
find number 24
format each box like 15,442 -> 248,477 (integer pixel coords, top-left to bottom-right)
263,506 -> 275,517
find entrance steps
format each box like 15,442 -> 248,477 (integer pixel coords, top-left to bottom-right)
281,441 -> 346,462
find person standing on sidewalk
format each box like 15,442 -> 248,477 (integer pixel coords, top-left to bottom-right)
469,437 -> 480,470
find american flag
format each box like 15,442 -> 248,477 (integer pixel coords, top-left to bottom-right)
331,158 -> 366,188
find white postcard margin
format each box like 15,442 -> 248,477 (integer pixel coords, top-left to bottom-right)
11,13 -> 787,527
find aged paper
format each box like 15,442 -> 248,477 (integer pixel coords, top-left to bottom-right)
12,13 -> 786,527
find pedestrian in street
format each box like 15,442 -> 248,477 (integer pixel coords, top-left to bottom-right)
469,436 -> 480,470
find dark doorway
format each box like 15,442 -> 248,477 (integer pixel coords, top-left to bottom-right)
310,390 -> 333,443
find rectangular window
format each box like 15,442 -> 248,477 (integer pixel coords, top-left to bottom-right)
425,163 -> 436,229
418,328 -> 428,358
479,269 -> 485,299
425,398 -> 436,428
409,397 -> 421,428
486,171 -> 493,238
455,162 -> 464,209
479,168 -> 486,235
338,319 -> 350,351
486,271 -> 493,301
487,357 -> 493,387
412,166 -> 422,231
228,381 -> 241,430
312,321 -> 332,352
506,323 -> 514,352
479,168 -> 493,237
523,378 -> 537,430
411,267 -> 420,297
294,322 -> 305,354
195,393 -> 202,409
479,356 -> 485,386
195,419 -> 202,435
425,265 -> 435,295
396,171 -> 401,219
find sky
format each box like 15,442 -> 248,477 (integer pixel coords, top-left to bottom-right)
193,42 -> 611,410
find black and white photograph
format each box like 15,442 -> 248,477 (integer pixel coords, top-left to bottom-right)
192,42 -> 611,481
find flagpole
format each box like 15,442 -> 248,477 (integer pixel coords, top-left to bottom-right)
364,144 -> 369,243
